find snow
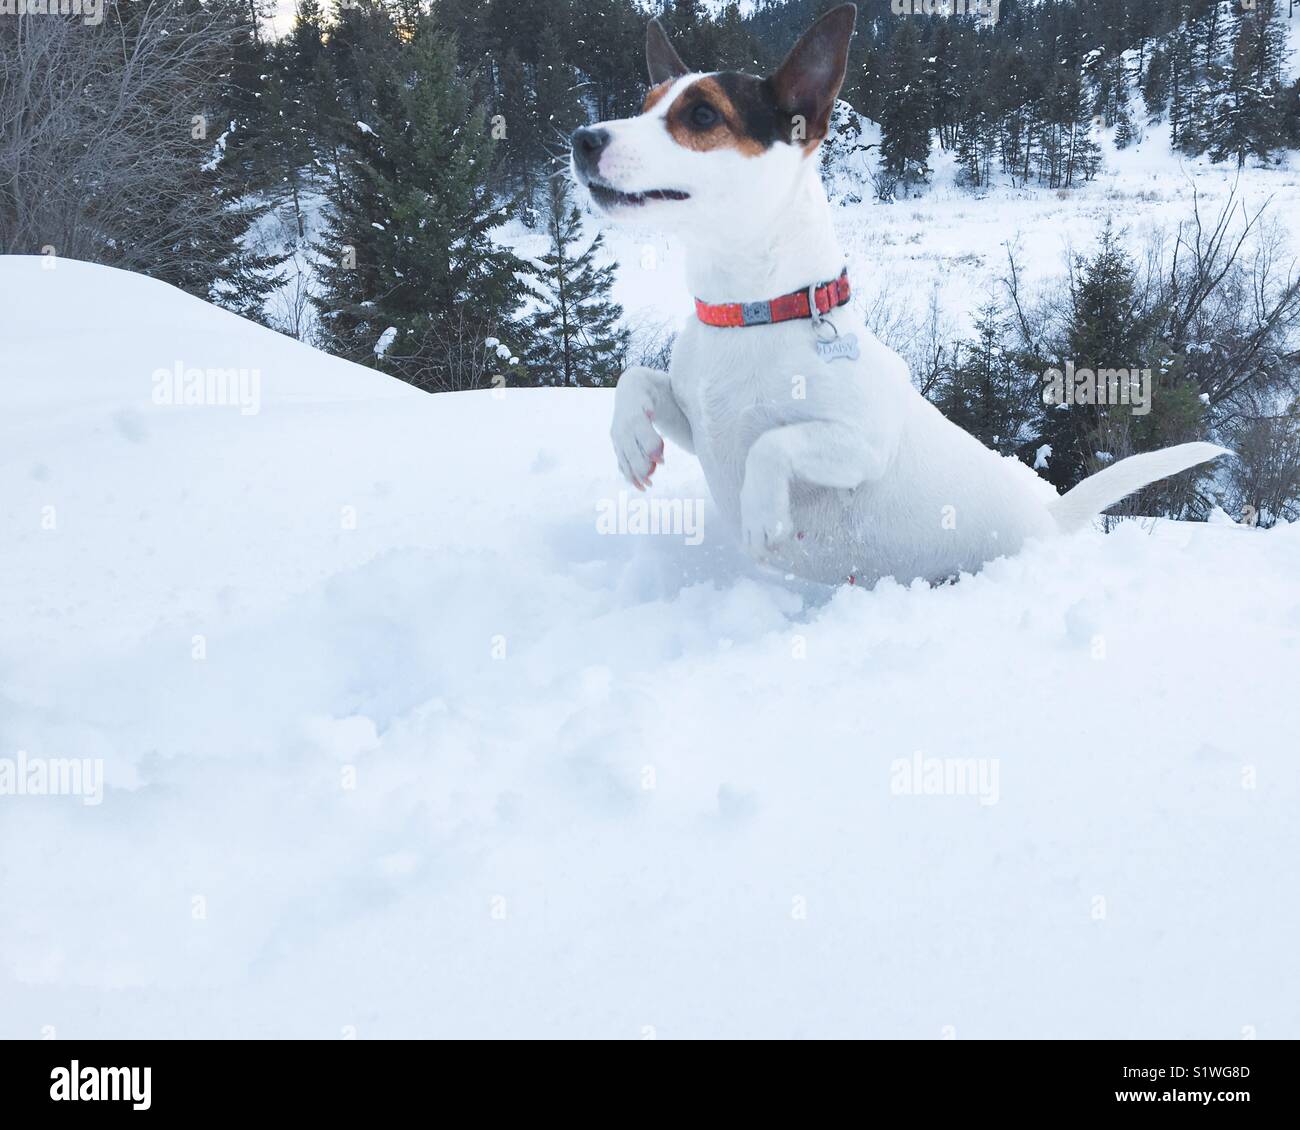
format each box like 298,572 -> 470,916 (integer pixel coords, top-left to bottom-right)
374,326 -> 398,358
200,127 -> 230,174
2,256 -> 1297,1037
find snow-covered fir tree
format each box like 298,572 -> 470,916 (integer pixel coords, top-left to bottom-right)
524,178 -> 629,388
313,14 -> 526,391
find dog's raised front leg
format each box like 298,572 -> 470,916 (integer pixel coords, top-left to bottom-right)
741,421 -> 892,558
611,365 -> 694,490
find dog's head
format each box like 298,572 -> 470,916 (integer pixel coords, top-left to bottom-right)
570,4 -> 856,241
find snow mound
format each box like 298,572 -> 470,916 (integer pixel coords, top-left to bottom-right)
1,257 -> 1297,1037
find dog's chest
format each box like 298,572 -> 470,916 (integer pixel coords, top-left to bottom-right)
672,321 -> 830,510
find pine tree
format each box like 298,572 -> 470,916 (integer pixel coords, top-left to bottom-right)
928,20 -> 960,152
1037,66 -> 1099,188
1035,224 -> 1162,492
713,1 -> 758,74
259,68 -> 315,241
1110,55 -> 1136,148
530,24 -> 585,198
313,15 -> 527,392
287,0 -> 327,81
1208,0 -> 1288,166
878,22 -> 931,187
176,0 -> 285,324
569,0 -> 647,120
219,0 -> 278,190
1284,78 -> 1300,150
524,178 -> 629,388
282,0 -> 337,177
496,48 -> 537,213
934,299 -> 1036,454
954,100 -> 997,188
1141,44 -> 1171,120
1167,14 -> 1198,150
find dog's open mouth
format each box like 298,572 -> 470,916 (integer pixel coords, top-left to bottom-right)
587,182 -> 689,209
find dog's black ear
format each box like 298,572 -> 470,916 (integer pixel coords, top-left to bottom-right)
646,18 -> 689,85
769,3 -> 856,146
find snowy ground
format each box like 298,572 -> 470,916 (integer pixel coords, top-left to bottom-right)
2,256 -> 1297,1038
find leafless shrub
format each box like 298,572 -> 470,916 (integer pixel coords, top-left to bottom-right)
0,1 -> 241,287
856,281 -> 957,397
267,254 -> 319,345
625,315 -> 677,371
388,307 -> 523,394
1219,393 -> 1300,527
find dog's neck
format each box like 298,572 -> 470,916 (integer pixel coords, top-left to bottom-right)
683,165 -> 844,305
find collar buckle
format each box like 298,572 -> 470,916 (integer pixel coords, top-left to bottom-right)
806,282 -> 824,327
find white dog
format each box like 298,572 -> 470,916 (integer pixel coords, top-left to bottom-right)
571,4 -> 1225,585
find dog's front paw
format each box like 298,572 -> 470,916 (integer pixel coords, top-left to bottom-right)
740,478 -> 792,561
611,401 -> 665,491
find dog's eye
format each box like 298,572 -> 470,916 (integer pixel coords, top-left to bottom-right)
689,102 -> 720,129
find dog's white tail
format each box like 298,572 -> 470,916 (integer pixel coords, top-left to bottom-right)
1047,442 -> 1230,533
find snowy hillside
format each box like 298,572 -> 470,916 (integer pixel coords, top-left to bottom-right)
2,256 -> 1298,1038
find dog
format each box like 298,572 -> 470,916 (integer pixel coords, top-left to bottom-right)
570,3 -> 1226,586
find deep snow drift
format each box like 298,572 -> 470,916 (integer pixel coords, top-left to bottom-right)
1,257 -> 1297,1038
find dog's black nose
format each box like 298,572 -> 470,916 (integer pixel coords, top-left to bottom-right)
571,127 -> 610,178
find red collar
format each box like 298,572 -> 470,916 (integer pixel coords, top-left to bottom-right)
694,269 -> 851,328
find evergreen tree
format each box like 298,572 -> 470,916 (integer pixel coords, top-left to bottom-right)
524,178 -> 629,388
1035,225 -> 1162,492
313,16 -> 527,391
1167,12 -> 1198,149
935,299 -> 1036,454
569,0 -> 648,120
530,24 -> 585,198
1284,78 -> 1300,149
281,0 -> 337,173
177,0 -> 285,323
179,119 -> 286,326
713,2 -> 759,74
1208,0 -> 1288,166
927,20 -> 960,152
287,0 -> 327,83
955,100 -> 997,188
878,22 -> 931,187
1141,44 -> 1171,120
495,48 -> 537,210
219,0 -> 278,190
259,67 -> 316,240
1036,66 -> 1099,188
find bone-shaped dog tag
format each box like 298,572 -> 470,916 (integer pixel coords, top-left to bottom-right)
816,333 -> 859,362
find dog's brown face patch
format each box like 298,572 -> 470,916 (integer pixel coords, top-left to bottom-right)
660,74 -> 791,157
642,80 -> 675,114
